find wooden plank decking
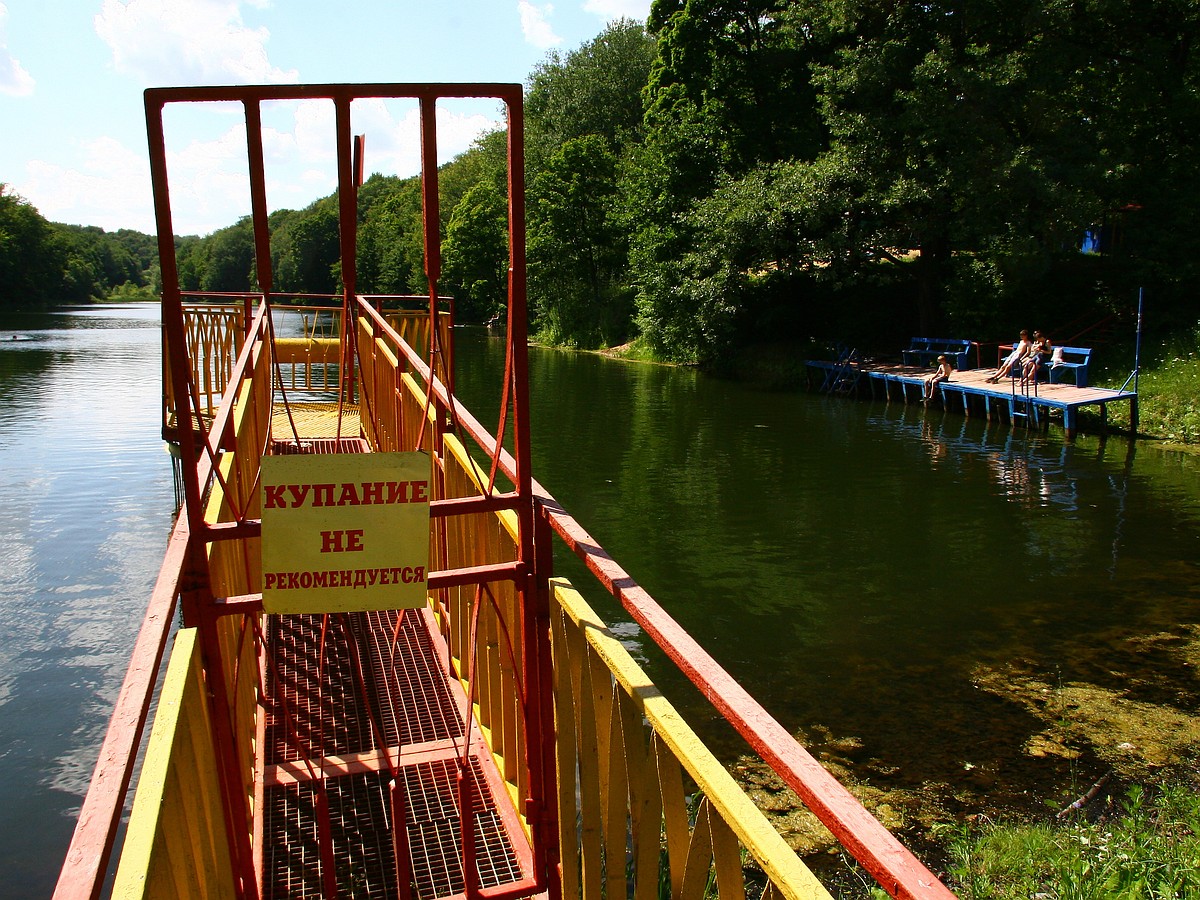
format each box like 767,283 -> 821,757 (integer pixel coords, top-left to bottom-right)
806,359 -> 1138,438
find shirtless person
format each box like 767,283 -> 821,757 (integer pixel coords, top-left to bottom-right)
922,354 -> 953,401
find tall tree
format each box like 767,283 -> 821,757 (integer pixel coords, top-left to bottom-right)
357,176 -> 426,297
273,200 -> 340,295
796,0 -> 1108,332
529,135 -> 631,347
526,18 -> 658,172
629,0 -> 833,359
0,185 -> 62,307
635,0 -> 1200,357
645,0 -> 824,173
200,218 -> 255,293
522,19 -> 656,345
441,181 -> 509,323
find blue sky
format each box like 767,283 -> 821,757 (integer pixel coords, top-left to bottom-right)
0,0 -> 651,236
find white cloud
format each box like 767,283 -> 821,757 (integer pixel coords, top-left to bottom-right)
22,96 -> 501,236
0,3 -> 34,96
348,99 -> 500,179
261,97 -> 499,184
94,0 -> 299,86
167,124 -> 254,230
23,137 -> 153,233
518,0 -> 561,50
582,0 -> 651,20
22,126 -> 253,235
360,102 -> 501,180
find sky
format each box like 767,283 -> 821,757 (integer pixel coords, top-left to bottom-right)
0,0 -> 651,236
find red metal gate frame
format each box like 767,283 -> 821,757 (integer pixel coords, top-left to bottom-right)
148,83 -> 546,900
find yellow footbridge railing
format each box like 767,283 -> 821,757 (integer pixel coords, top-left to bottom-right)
111,628 -> 237,899
60,296 -> 951,900
549,578 -> 829,900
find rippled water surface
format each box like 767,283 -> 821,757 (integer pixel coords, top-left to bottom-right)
3,312 -> 1199,895
0,304 -> 174,898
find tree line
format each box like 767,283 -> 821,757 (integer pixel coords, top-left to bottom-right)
0,185 -> 158,306
4,2 -> 1198,364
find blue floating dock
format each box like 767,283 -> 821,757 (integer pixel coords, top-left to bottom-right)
805,359 -> 1138,439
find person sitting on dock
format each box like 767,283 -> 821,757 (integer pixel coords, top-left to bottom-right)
1021,331 -> 1053,382
986,329 -> 1031,382
922,354 -> 953,402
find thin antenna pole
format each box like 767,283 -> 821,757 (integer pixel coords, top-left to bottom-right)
1134,287 -> 1143,396
1120,287 -> 1144,396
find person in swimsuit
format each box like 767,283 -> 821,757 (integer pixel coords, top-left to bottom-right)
987,329 -> 1031,382
922,354 -> 953,401
1022,331 -> 1052,382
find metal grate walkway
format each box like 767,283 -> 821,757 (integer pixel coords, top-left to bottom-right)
261,607 -> 535,900
272,402 -> 362,441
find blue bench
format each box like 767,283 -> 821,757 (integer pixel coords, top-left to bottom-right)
902,337 -> 974,371
1047,346 -> 1092,387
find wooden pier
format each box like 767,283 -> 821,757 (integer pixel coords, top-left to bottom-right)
807,358 -> 1138,439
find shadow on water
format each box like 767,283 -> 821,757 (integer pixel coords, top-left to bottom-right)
454,328 -> 1200,847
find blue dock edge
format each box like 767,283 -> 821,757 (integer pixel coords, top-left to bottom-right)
805,359 -> 1139,439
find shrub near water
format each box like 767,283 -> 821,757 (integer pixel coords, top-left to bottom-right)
1097,326 -> 1200,444
945,783 -> 1200,899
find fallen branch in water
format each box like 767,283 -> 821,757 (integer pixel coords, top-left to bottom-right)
1056,771 -> 1112,819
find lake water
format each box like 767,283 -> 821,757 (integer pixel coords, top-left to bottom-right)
2,306 -> 1198,896
0,303 -> 174,898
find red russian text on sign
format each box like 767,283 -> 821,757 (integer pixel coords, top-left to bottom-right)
260,451 -> 430,614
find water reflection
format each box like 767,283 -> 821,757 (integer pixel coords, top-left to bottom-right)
0,304 -> 175,898
875,406 -> 1116,510
453,329 -> 1200,826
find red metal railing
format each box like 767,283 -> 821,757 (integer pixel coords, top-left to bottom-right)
390,310 -> 956,900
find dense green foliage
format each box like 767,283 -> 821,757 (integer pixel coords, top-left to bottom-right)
5,5 -> 1199,360
524,20 -> 657,345
627,0 -> 1200,362
0,185 -> 157,305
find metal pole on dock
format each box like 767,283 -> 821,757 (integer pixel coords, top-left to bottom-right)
1120,287 -> 1144,397
1134,287 -> 1143,396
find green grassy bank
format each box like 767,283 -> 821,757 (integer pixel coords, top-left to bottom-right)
941,778 -> 1200,899
1104,333 -> 1200,446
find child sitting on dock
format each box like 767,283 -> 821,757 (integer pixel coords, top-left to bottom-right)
987,329 -> 1031,382
922,355 -> 953,401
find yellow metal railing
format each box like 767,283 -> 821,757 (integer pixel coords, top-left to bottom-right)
356,305 -> 828,898
111,629 -> 237,899
164,298 -> 451,436
199,311 -> 271,878
550,578 -> 832,900
163,302 -> 244,436
108,298 -> 918,899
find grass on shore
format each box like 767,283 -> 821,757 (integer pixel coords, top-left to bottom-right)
1102,332 -> 1200,445
941,779 -> 1200,899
